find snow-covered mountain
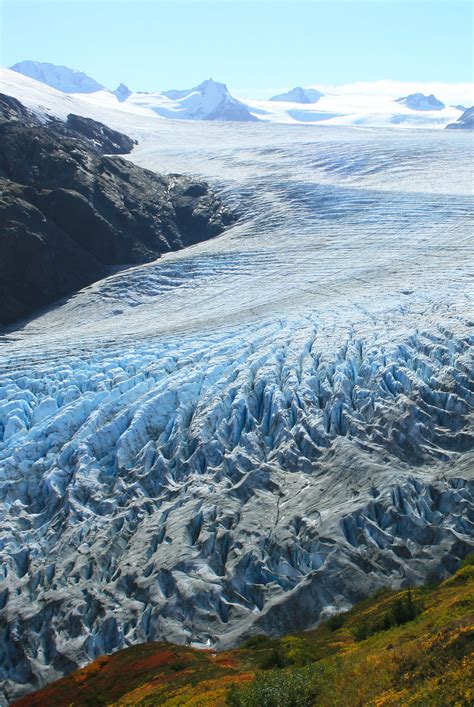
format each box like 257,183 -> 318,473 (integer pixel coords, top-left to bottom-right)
150,79 -> 258,121
395,92 -> 445,111
10,60 -> 104,94
269,86 -> 323,103
446,105 -> 474,129
7,63 -> 257,122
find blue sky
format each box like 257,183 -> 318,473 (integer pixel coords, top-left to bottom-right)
1,1 -> 472,95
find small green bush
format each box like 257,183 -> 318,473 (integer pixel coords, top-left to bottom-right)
327,613 -> 346,631
226,665 -> 319,707
259,645 -> 287,670
242,634 -> 270,649
390,590 -> 420,626
353,590 -> 422,641
169,660 -> 188,671
460,552 -> 474,568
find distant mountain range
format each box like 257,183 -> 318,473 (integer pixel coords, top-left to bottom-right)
9,61 -> 257,122
5,61 -> 470,129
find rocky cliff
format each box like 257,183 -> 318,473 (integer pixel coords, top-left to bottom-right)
0,96 -> 235,325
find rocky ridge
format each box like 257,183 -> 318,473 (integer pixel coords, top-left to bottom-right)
0,95 -> 235,325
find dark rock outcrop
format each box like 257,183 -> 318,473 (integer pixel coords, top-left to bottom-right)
0,97 -> 236,326
446,106 -> 474,130
64,114 -> 137,153
0,93 -> 39,126
0,92 -> 136,155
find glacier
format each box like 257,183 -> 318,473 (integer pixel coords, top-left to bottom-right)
0,107 -> 473,702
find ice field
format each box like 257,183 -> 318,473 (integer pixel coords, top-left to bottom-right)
1,109 -> 473,699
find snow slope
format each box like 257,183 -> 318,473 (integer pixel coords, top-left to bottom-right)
0,74 -> 473,701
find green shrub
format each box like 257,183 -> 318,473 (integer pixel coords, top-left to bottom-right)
327,613 -> 346,631
390,590 -> 420,626
353,623 -> 369,641
353,590 -> 422,641
242,634 -> 270,649
280,637 -> 311,667
460,552 -> 474,568
169,660 -> 188,671
226,665 -> 319,707
259,645 -> 287,670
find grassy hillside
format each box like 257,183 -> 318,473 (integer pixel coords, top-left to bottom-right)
14,558 -> 474,707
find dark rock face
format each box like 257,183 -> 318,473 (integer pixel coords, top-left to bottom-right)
0,93 -> 39,126
0,97 -> 236,326
65,113 -> 137,154
0,92 -> 136,155
446,106 -> 474,130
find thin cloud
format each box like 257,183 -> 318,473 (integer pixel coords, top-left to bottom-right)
312,80 -> 474,106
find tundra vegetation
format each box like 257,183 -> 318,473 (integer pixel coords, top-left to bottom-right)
14,556 -> 474,707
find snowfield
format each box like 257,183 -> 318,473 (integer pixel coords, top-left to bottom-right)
0,71 -> 473,701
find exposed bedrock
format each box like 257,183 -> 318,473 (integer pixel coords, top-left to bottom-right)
0,316 -> 472,700
0,96 -> 236,325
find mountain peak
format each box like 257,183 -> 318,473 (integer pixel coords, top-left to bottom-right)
195,78 -> 228,92
395,92 -> 445,111
270,86 -> 323,104
160,79 -> 258,122
113,83 -> 132,102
